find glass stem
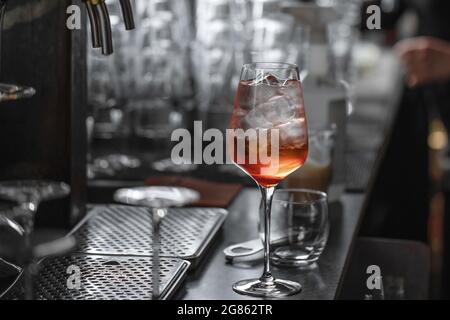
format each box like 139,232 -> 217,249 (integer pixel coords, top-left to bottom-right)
259,186 -> 275,286
151,207 -> 166,300
21,201 -> 37,248
21,201 -> 38,300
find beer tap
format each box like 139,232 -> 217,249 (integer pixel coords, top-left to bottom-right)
95,0 -> 113,55
84,0 -> 101,49
84,0 -> 135,56
119,0 -> 135,30
85,0 -> 113,55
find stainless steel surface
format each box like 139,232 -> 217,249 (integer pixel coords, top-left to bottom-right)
113,186 -> 200,299
1,254 -> 190,300
71,205 -> 227,263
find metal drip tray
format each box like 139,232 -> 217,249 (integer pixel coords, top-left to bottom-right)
2,254 -> 190,300
71,205 -> 228,264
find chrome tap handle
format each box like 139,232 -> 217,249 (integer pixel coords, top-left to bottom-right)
119,0 -> 135,30
94,0 -> 113,55
84,0 -> 101,48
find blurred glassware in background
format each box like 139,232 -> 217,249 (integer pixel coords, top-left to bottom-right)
324,1 -> 361,115
246,0 -> 296,62
192,0 -> 236,129
327,22 -> 356,83
86,0 -> 350,178
281,0 -> 362,116
286,126 -> 336,193
87,0 -> 194,177
88,0 -> 193,142
192,0 -> 312,130
88,45 -> 124,140
327,22 -> 357,86
294,25 -> 311,82
327,20 -> 359,117
87,0 -> 315,133
249,24 -> 311,81
152,158 -> 198,173
88,46 -> 140,177
131,0 -> 193,140
133,98 -> 183,139
316,0 -> 362,27
87,0 -> 363,134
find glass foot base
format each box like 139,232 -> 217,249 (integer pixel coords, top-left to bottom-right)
232,278 -> 302,298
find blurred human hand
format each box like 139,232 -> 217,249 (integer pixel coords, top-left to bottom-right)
395,37 -> 450,87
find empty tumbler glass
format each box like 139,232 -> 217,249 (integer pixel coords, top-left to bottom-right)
267,189 -> 329,268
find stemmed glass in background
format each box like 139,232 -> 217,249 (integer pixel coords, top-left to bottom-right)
326,11 -> 359,115
0,180 -> 70,299
114,186 -> 199,299
229,62 -> 308,297
327,22 -> 357,87
0,0 -> 35,103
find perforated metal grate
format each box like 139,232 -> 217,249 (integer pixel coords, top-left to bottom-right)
2,254 -> 189,300
72,205 -> 227,261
